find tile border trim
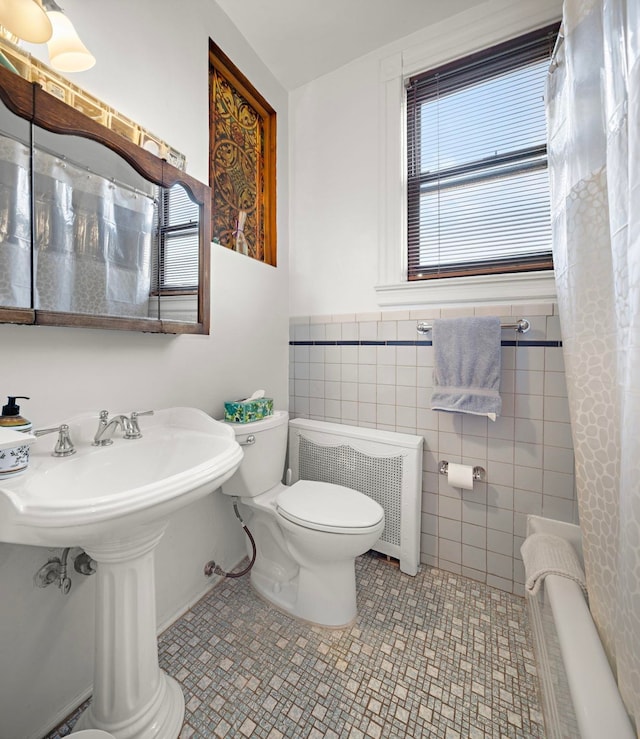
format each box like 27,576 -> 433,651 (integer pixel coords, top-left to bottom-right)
290,340 -> 562,348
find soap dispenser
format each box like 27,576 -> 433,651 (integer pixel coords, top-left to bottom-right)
0,396 -> 32,432
0,396 -> 34,478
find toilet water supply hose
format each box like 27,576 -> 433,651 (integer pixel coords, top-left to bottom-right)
204,498 -> 257,579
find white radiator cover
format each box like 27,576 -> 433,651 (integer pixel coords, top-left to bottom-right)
288,418 -> 423,576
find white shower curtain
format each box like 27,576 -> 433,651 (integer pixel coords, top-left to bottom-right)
546,0 -> 639,728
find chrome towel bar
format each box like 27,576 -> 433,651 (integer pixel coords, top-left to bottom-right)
417,318 -> 530,335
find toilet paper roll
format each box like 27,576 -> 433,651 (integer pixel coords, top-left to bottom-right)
447,462 -> 474,490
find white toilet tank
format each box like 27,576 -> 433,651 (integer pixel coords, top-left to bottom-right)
222,410 -> 289,497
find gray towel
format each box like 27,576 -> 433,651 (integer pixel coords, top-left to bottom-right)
430,316 -> 502,421
520,533 -> 587,596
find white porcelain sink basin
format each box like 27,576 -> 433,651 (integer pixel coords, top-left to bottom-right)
0,406 -> 242,547
0,406 -> 243,739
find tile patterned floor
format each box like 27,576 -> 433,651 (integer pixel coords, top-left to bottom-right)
47,554 -> 544,738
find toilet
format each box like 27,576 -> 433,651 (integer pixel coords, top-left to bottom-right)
222,410 -> 384,627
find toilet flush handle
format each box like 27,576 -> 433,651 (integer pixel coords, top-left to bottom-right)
239,434 -> 255,446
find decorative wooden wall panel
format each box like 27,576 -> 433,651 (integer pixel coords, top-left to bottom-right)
209,41 -> 277,266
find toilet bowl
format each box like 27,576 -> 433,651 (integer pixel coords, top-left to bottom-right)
222,411 -> 384,627
72,730 -> 115,738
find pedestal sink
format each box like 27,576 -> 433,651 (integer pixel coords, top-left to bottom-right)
0,407 -> 243,739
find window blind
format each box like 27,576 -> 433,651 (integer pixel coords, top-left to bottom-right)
407,23 -> 559,280
153,183 -> 199,292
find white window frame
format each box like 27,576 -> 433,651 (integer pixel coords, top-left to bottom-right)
375,1 -> 561,307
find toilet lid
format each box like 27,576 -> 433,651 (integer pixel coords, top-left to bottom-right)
276,480 -> 384,533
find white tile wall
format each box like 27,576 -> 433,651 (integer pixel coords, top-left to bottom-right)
289,304 -> 578,595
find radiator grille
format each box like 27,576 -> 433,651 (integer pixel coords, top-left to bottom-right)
298,435 -> 402,546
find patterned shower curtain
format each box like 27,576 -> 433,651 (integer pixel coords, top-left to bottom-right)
546,0 -> 639,728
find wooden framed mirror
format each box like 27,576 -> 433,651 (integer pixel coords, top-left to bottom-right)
0,64 -> 211,334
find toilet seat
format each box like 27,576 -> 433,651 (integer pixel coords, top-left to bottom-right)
276,480 -> 384,534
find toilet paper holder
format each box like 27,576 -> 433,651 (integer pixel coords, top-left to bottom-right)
439,460 -> 486,482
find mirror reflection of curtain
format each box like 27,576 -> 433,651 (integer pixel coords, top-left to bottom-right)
34,149 -> 155,318
0,137 -> 31,309
34,153 -> 74,312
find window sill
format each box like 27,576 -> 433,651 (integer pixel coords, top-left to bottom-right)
375,270 -> 556,307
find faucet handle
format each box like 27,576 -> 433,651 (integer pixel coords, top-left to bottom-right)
34,424 -> 76,457
125,410 -> 154,440
98,410 -> 109,421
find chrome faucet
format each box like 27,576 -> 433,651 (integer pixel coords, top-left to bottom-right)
92,409 -> 154,446
34,424 -> 76,457
92,410 -> 130,446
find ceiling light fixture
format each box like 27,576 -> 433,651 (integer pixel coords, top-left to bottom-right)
0,0 -> 94,72
0,0 -> 52,43
41,0 -> 95,72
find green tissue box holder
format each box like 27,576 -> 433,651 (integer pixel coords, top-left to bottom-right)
224,398 -> 274,424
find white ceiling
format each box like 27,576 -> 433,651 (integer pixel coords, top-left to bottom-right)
215,0 -> 490,90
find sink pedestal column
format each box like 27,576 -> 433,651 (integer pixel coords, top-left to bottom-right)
74,523 -> 184,739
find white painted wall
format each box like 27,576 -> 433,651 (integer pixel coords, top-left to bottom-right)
289,0 -> 563,316
0,2 -> 289,738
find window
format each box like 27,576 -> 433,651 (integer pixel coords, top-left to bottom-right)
406,23 -> 559,281
153,183 -> 199,293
